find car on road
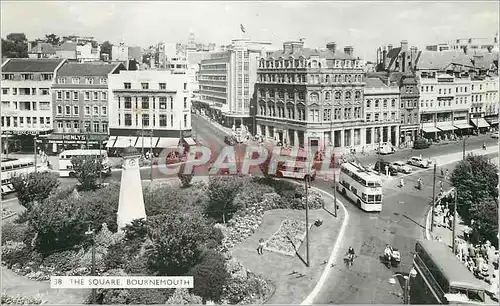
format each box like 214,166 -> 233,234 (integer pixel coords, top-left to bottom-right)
492,131 -> 499,139
373,160 -> 398,176
413,138 -> 431,149
375,142 -> 396,155
392,161 -> 413,174
407,156 -> 430,168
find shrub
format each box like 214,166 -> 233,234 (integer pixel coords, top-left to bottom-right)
42,250 -> 80,272
1,294 -> 43,305
206,177 -> 247,223
232,182 -> 275,210
1,222 -> 28,244
1,241 -> 34,268
222,274 -> 274,305
189,249 -> 230,303
166,288 -> 203,305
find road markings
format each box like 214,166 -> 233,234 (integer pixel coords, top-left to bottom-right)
301,187 -> 350,305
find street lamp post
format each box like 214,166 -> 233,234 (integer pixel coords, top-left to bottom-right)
430,164 -> 437,232
150,128 -> 153,182
304,174 -> 310,267
389,268 -> 417,304
34,136 -> 38,173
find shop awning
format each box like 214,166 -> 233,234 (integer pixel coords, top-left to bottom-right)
454,123 -> 473,129
156,137 -> 180,148
485,117 -> 499,125
183,137 -> 196,146
470,118 -> 490,128
436,124 -> 456,131
113,136 -> 138,148
134,137 -> 159,149
422,126 -> 440,133
105,136 -> 117,148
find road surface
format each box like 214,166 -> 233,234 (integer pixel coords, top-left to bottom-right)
191,114 -> 498,304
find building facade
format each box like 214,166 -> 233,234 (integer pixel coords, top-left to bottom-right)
426,34 -> 499,53
1,58 -> 67,153
397,74 -> 420,145
46,62 -> 126,153
254,41 -> 371,151
196,38 -> 275,131
363,78 -> 401,148
107,70 -> 193,152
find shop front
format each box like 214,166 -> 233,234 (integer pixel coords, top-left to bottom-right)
43,133 -> 108,155
470,116 -> 491,134
485,116 -> 499,131
1,129 -> 53,153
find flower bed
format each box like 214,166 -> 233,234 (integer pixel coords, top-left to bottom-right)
2,208 -> 16,219
265,219 -> 308,256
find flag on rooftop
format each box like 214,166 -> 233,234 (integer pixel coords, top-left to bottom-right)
240,24 -> 246,33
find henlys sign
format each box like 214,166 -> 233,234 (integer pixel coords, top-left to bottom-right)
63,134 -> 88,141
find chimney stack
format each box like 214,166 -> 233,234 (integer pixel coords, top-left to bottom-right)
344,46 -> 354,56
382,46 -> 387,70
388,44 -> 393,51
401,40 -> 408,51
326,42 -> 337,53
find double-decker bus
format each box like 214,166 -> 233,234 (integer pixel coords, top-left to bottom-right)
411,239 -> 493,305
337,162 -> 383,212
58,149 -> 111,178
1,158 -> 48,195
276,160 -> 316,181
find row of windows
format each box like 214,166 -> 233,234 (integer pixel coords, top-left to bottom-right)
259,90 -> 363,101
366,99 -> 397,108
123,82 -> 187,90
2,87 -> 51,96
258,58 -> 362,69
56,77 -> 106,85
365,112 -> 399,122
56,121 -> 108,134
56,105 -> 107,116
118,96 -> 187,110
258,73 -> 363,84
119,113 -> 188,128
56,90 -> 107,101
1,101 -> 51,111
2,73 -> 52,81
258,106 -> 306,121
199,85 -> 226,93
1,116 -> 51,127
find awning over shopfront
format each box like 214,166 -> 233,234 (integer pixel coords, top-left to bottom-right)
156,137 -> 180,148
183,137 -> 196,146
113,136 -> 138,148
105,136 -> 117,148
485,117 -> 499,125
436,124 -> 456,131
134,137 -> 159,149
454,123 -> 473,129
470,118 -> 490,128
422,126 -> 440,133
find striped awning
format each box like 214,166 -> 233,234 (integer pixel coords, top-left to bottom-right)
105,136 -> 117,148
454,123 -> 473,129
156,138 -> 180,148
113,136 -> 138,148
183,137 -> 196,146
470,118 -> 490,128
436,124 -> 456,131
134,137 -> 159,149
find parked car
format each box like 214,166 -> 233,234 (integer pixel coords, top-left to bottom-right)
407,156 -> 430,168
392,161 -> 413,174
492,132 -> 499,139
373,160 -> 398,176
413,138 -> 430,149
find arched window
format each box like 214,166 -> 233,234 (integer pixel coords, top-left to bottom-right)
325,92 -> 331,100
355,91 -> 361,99
312,60 -> 318,68
345,91 -> 351,100
334,91 -> 341,100
310,92 -> 319,102
326,75 -> 330,83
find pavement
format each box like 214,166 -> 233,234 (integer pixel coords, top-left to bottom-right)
192,114 -> 499,304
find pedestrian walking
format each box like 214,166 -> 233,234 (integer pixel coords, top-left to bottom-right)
445,169 -> 450,180
257,238 -> 265,255
439,180 -> 443,188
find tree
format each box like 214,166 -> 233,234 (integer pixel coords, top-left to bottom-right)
205,177 -> 245,223
10,171 -> 60,210
145,213 -> 223,275
468,196 -> 498,246
451,154 -> 498,222
44,33 -> 60,45
100,41 -> 112,59
166,288 -> 202,305
188,249 -> 230,303
2,33 -> 28,58
71,155 -> 105,191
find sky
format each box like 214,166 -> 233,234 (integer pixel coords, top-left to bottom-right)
1,1 -> 498,61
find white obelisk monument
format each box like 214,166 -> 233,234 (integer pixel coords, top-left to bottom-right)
117,146 -> 146,230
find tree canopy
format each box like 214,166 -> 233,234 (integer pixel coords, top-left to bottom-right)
100,41 -> 112,59
10,171 -> 60,210
71,155 -> 105,191
451,154 -> 499,246
44,33 -> 60,45
2,33 -> 28,58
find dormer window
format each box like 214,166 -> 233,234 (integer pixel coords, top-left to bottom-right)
57,77 -> 66,84
72,77 -> 80,84
345,61 -> 352,68
100,78 -> 107,85
85,77 -> 94,85
334,60 -> 341,68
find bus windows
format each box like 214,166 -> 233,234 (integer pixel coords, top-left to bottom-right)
362,193 -> 367,201
28,162 -> 34,167
12,164 -> 20,169
368,195 -> 375,202
375,195 -> 382,202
